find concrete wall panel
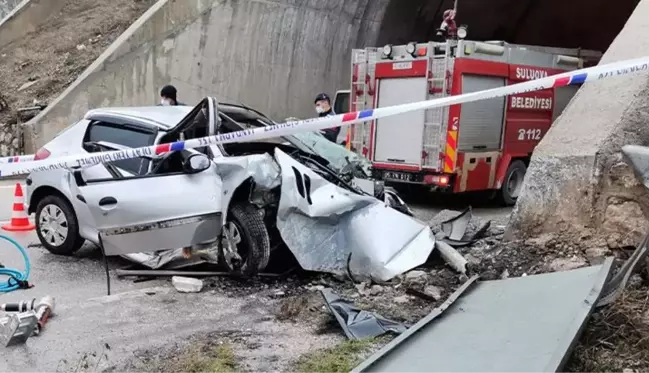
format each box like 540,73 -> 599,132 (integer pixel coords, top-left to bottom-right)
507,0 -> 649,247
25,0 -> 388,151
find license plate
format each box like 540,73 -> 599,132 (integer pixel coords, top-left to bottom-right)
392,62 -> 413,70
384,171 -> 412,181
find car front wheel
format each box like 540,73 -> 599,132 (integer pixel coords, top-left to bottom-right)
221,202 -> 271,276
35,195 -> 85,255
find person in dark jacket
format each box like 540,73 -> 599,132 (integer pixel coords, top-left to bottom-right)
314,93 -> 338,142
158,85 -> 185,106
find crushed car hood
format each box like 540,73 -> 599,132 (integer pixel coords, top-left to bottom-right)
273,148 -> 435,281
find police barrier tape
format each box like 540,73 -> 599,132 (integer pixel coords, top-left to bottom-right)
0,155 -> 35,164
0,56 -> 648,177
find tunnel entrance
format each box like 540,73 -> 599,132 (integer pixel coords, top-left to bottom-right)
377,0 -> 640,53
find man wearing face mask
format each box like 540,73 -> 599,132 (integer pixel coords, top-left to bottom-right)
314,93 -> 339,143
158,85 -> 186,106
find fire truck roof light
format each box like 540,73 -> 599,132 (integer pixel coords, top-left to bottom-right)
457,26 -> 468,39
406,42 -> 416,55
382,44 -> 393,58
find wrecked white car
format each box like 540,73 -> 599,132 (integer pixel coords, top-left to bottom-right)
25,98 -> 435,280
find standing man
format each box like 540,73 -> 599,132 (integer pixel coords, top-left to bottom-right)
314,93 -> 339,143
159,85 -> 185,106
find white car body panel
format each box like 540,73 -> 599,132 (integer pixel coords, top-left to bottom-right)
68,160 -> 223,256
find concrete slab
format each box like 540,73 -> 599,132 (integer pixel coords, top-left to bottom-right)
507,0 -> 649,246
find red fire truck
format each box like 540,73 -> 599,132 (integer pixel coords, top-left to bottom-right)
341,39 -> 601,205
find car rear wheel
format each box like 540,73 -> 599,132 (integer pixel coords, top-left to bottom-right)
35,195 -> 85,255
221,202 -> 271,276
498,160 -> 527,206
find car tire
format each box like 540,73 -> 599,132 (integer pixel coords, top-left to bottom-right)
222,202 -> 271,276
498,160 -> 527,207
35,195 -> 85,255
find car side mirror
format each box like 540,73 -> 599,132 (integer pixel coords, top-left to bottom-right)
183,153 -> 211,174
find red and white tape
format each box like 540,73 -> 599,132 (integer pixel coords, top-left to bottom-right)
1,56 -> 648,177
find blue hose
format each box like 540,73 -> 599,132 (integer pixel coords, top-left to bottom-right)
0,234 -> 30,293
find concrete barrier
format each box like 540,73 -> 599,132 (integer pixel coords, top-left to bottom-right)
507,0 -> 649,248
24,0 -> 389,153
0,0 -> 66,50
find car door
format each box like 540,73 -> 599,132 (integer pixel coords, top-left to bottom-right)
69,150 -> 223,257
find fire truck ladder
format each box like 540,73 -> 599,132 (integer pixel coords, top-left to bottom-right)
350,49 -> 366,152
423,43 -> 451,169
351,48 -> 378,156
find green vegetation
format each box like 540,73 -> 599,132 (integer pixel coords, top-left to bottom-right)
294,339 -> 375,373
174,343 -> 239,373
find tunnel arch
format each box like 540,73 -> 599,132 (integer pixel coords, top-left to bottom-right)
375,0 -> 640,53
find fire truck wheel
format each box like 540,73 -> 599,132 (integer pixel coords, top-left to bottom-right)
499,160 -> 527,206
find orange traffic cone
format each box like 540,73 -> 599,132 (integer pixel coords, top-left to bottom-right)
2,183 -> 35,232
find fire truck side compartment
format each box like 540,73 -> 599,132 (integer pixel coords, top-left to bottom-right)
457,75 -> 507,151
374,77 -> 428,165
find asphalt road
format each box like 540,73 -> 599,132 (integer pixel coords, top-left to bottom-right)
0,178 -> 513,371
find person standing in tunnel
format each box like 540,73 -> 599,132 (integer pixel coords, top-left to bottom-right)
314,92 -> 339,143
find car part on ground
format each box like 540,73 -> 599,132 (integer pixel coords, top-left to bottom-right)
433,207 -> 492,248
320,288 -> 408,340
353,259 -> 614,372
114,268 -> 295,278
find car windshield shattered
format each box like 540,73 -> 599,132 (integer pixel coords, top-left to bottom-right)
288,131 -> 371,177
222,106 -> 370,178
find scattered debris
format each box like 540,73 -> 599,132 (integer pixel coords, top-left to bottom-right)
432,207 -> 491,247
548,256 -> 588,272
404,270 -> 427,281
17,81 -> 38,92
171,276 -> 204,293
320,288 -> 408,340
435,241 -> 468,273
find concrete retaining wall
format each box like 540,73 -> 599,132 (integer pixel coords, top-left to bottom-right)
507,0 -> 649,248
0,0 -> 66,49
25,0 -> 390,152
0,0 -> 21,19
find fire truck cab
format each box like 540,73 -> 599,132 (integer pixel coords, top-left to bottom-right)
345,40 -> 601,205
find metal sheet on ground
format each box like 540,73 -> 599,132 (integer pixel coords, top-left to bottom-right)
353,258 -> 614,373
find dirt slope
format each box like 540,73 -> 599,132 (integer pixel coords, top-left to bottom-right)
0,0 -> 156,127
